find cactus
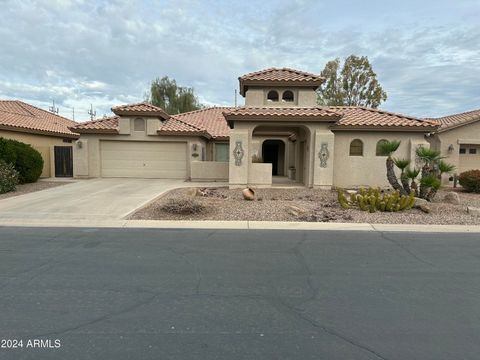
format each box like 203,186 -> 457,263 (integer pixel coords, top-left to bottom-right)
336,188 -> 415,213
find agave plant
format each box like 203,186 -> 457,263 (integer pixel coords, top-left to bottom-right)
379,140 -> 407,195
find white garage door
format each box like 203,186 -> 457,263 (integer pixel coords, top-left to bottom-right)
100,141 -> 187,179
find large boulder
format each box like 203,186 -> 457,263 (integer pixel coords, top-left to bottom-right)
443,192 -> 461,205
414,197 -> 428,208
467,206 -> 480,217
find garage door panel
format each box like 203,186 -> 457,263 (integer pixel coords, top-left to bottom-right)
100,141 -> 187,179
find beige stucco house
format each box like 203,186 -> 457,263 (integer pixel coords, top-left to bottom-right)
427,109 -> 480,184
0,100 -> 79,177
71,68 -> 442,188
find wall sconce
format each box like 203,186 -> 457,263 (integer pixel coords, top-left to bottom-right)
448,144 -> 454,153
192,143 -> 198,152
76,140 -> 83,149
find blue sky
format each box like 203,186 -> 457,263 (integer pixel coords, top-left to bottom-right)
0,0 -> 479,120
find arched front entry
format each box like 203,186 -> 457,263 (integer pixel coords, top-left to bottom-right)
262,140 -> 285,176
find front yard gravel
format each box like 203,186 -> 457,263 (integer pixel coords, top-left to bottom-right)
0,180 -> 72,200
129,187 -> 480,225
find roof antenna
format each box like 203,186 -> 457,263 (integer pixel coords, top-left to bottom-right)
234,89 -> 237,107
88,104 -> 96,121
72,107 -> 75,121
49,100 -> 59,114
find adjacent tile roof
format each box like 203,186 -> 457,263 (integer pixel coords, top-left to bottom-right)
223,107 -> 341,121
239,68 -> 324,95
171,107 -> 233,139
158,117 -> 210,138
330,106 -> 439,130
431,109 -> 480,132
72,116 -> 119,134
0,100 -> 78,138
111,102 -> 170,119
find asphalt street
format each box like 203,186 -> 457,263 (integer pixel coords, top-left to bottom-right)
0,227 -> 479,360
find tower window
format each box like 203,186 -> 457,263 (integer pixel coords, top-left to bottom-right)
282,90 -> 294,102
267,90 -> 279,102
134,117 -> 145,132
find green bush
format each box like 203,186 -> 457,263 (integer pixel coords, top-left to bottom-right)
0,160 -> 19,194
0,138 -> 43,183
459,170 -> 480,193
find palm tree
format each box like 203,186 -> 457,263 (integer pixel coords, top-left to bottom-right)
416,147 -> 444,198
438,160 -> 456,180
405,167 -> 420,197
379,141 -> 407,195
394,158 -> 411,193
421,175 -> 442,202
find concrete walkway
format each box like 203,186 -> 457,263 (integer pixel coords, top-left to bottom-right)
0,178 -> 223,223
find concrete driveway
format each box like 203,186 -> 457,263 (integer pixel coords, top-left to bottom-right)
0,178 -> 199,224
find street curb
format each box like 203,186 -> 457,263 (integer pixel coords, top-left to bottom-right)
1,219 -> 480,232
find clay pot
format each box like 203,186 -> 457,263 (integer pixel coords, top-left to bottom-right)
242,188 -> 255,201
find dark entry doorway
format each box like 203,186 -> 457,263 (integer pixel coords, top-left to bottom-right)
262,140 -> 285,176
54,146 -> 73,177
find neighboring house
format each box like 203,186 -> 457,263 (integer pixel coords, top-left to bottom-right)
427,109 -> 480,183
71,68 -> 440,188
0,100 -> 79,177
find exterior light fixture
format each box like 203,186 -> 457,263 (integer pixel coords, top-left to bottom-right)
448,144 -> 454,153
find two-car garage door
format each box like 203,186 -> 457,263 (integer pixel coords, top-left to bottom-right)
100,141 -> 187,179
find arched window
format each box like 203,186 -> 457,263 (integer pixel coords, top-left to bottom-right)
349,139 -> 363,156
282,90 -> 294,102
267,90 -> 279,102
134,117 -> 145,132
376,139 -> 388,156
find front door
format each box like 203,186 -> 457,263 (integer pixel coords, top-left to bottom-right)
54,146 -> 73,177
263,142 -> 279,175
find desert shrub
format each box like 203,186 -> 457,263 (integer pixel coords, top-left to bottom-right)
0,160 -> 19,194
0,138 -> 43,183
458,170 -> 480,193
160,198 -> 206,215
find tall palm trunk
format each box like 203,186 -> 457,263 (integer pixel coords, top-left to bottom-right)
386,157 -> 407,195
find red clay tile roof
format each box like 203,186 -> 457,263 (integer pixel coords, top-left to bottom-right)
111,102 -> 170,119
71,116 -> 119,134
330,106 -> 439,130
158,117 -> 210,138
430,109 -> 480,132
239,68 -> 324,95
0,100 -> 79,138
223,107 -> 341,121
171,107 -> 233,139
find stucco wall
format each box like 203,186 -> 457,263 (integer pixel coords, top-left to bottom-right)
0,129 -> 73,178
73,130 -> 204,179
333,131 -> 429,188
191,161 -> 229,181
248,163 -> 272,185
429,121 -> 480,179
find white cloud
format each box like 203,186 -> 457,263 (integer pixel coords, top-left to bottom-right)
0,0 -> 478,120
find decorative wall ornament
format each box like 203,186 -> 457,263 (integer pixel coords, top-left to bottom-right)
318,142 -> 329,168
233,141 -> 244,166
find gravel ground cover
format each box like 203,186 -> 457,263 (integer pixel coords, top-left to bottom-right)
0,181 -> 72,200
129,187 -> 480,225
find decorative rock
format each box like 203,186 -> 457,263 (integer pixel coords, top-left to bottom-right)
242,188 -> 255,201
286,205 -> 307,217
346,190 -> 358,195
413,197 -> 428,208
443,192 -> 460,205
467,206 -> 480,216
418,204 -> 431,214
